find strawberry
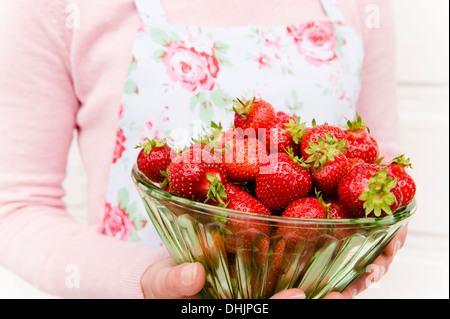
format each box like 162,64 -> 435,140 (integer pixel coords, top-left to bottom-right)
255,150 -> 312,210
224,137 -> 268,182
266,117 -> 307,155
325,198 -> 355,239
223,191 -> 273,253
337,164 -> 403,218
193,122 -> 241,155
253,236 -> 286,274
232,97 -> 277,141
343,113 -> 379,163
276,111 -> 297,125
300,123 -> 347,160
325,198 -> 349,219
213,128 -> 241,154
276,196 -> 328,246
386,155 -> 417,207
348,157 -> 365,171
136,138 -> 175,184
266,122 -> 297,155
167,144 -> 228,204
304,133 -> 349,197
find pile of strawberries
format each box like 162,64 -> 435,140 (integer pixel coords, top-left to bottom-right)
136,97 -> 416,246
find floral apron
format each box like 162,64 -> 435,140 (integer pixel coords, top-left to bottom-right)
102,0 -> 365,247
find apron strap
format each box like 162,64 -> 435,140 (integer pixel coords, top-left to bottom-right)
135,0 -> 169,26
319,0 -> 347,24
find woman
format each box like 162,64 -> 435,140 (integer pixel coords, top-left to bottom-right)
0,0 -> 406,299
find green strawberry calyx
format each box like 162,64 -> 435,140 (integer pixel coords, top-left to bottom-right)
159,168 -> 169,188
135,137 -> 167,155
285,147 -> 311,171
285,117 -> 308,144
344,112 -> 370,133
304,133 -> 348,168
315,189 -> 332,218
358,168 -> 398,217
231,97 -> 258,119
192,121 -> 225,151
389,154 -> 413,169
205,173 -> 229,208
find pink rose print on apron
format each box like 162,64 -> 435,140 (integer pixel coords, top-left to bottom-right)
102,0 -> 365,248
287,22 -> 338,67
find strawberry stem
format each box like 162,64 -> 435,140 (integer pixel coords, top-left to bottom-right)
205,173 -> 229,208
285,147 -> 311,171
344,113 -> 370,133
315,189 -> 331,218
231,97 -> 258,119
135,137 -> 167,155
358,168 -> 398,217
304,133 -> 347,168
285,117 -> 307,144
389,154 -> 413,169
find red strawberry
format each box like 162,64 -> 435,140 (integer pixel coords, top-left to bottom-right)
305,133 -> 349,197
223,191 -> 273,253
167,144 -> 228,204
266,123 -> 297,154
276,196 -> 328,245
223,180 -> 246,198
266,117 -> 307,155
224,137 -> 268,182
300,123 -> 347,160
255,150 -> 312,210
194,122 -> 241,155
343,113 -> 379,163
386,155 -> 417,207
232,97 -> 277,140
325,198 -> 355,239
254,237 -> 286,274
348,157 -> 365,171
276,111 -> 297,125
136,138 -> 175,184
213,128 -> 241,153
337,164 -> 403,218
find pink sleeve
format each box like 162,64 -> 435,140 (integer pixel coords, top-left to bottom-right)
355,0 -> 401,159
0,0 -> 167,299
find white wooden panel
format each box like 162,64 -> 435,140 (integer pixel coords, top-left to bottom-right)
393,0 -> 449,84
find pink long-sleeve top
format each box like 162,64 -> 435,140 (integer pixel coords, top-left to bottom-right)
0,0 -> 399,298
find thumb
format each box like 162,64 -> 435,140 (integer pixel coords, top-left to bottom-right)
141,258 -> 206,299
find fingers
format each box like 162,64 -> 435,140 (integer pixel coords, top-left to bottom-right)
322,292 -> 348,299
340,253 -> 392,298
142,258 -> 206,299
335,224 -> 409,298
270,288 -> 306,299
383,224 -> 409,257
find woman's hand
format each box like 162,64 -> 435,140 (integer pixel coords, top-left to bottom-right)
324,224 -> 409,299
141,225 -> 408,299
140,258 -> 307,299
141,258 -> 206,299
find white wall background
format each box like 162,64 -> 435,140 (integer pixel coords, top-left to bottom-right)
1,0 -> 449,299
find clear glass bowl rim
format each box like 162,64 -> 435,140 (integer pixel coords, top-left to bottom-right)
132,164 -> 416,230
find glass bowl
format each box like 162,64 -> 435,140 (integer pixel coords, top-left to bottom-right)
131,165 -> 416,299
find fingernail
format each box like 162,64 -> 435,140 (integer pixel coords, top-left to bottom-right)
181,263 -> 197,287
289,292 -> 306,299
